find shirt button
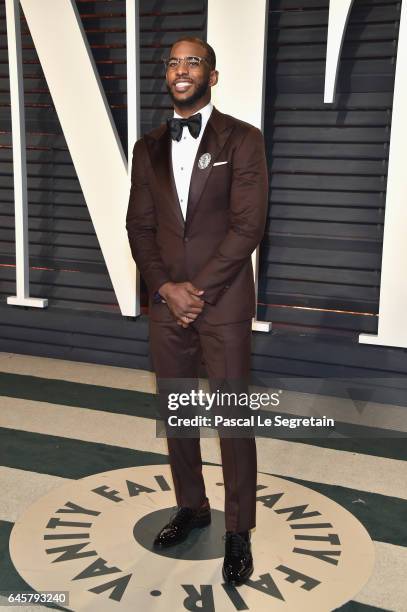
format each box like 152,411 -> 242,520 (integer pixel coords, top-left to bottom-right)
181,167 -> 184,170
180,198 -> 183,202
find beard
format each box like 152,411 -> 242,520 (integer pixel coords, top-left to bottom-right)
166,77 -> 210,109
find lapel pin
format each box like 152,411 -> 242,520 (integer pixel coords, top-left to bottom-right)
198,153 -> 211,170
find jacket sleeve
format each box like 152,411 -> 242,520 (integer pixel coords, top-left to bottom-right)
125,138 -> 172,296
190,126 -> 269,305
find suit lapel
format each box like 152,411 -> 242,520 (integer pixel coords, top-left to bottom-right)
185,107 -> 233,229
145,126 -> 185,229
144,106 -> 234,232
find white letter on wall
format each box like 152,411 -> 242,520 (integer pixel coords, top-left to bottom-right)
324,0 -> 354,103
325,0 -> 407,349
5,0 -> 47,307
359,0 -> 407,349
7,0 -> 140,316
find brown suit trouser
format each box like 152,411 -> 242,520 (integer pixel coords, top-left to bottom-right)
149,314 -> 257,532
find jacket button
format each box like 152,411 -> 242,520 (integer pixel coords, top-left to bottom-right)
183,237 -> 189,242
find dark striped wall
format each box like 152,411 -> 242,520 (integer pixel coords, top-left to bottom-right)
0,0 -> 407,380
258,0 -> 399,336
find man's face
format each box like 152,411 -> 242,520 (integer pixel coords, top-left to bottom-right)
165,41 -> 217,109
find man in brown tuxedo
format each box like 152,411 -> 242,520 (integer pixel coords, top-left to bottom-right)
126,36 -> 268,585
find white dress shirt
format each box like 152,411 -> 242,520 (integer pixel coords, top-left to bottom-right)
171,101 -> 213,221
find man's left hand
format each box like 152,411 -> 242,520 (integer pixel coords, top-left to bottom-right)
176,304 -> 205,327
176,311 -> 202,327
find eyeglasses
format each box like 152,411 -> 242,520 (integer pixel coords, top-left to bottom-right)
162,55 -> 210,70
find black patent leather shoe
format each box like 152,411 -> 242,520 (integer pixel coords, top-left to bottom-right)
153,503 -> 211,548
222,530 -> 253,585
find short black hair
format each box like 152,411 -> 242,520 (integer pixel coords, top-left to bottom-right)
170,36 -> 216,70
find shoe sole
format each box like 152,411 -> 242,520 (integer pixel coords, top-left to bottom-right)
222,564 -> 254,585
153,514 -> 211,549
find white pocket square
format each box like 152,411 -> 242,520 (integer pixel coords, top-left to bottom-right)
213,161 -> 228,166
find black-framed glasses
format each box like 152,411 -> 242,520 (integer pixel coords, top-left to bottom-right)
162,55 -> 210,70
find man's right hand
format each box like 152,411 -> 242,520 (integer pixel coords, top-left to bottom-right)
158,281 -> 205,325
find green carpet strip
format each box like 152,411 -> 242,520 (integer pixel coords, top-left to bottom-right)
0,427 -> 169,479
0,372 -> 406,461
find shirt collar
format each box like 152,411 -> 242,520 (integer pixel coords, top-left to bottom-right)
173,101 -> 213,130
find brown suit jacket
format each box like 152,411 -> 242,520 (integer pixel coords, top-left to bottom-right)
125,105 -> 269,325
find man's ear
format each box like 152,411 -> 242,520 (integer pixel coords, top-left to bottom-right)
209,70 -> 219,87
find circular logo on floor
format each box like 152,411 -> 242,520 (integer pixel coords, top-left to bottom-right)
10,465 -> 374,611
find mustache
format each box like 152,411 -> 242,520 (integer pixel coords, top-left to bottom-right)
166,80 -> 210,108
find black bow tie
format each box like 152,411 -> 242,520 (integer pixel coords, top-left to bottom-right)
167,113 -> 202,141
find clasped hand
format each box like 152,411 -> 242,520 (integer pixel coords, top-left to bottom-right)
157,281 -> 205,328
